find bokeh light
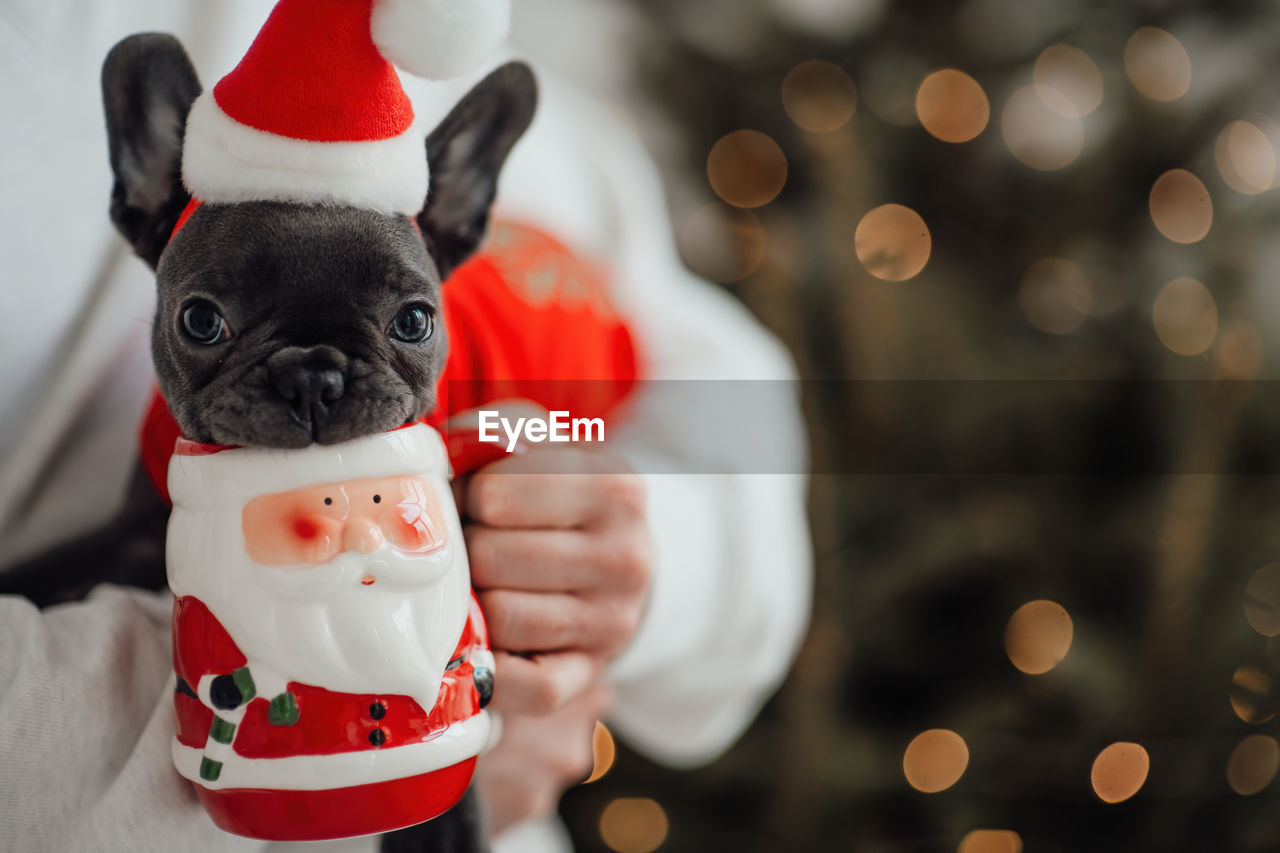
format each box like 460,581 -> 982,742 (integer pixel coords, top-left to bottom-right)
1090,742 -> 1150,803
1250,115 -> 1280,189
1215,320 -> 1265,379
1227,735 -> 1280,796
1034,44 -> 1104,117
1245,564 -> 1280,637
599,798 -> 669,853
861,54 -> 926,126
903,729 -> 970,793
1018,258 -> 1092,335
1215,121 -> 1277,195
707,130 -> 788,208
679,203 -> 768,284
783,59 -> 858,132
958,830 -> 1024,853
1002,86 -> 1084,171
1005,599 -> 1074,674
1149,169 -> 1212,243
1230,664 -> 1276,725
1152,277 -> 1218,357
916,69 -> 990,143
1125,27 -> 1192,102
584,720 -> 616,784
854,204 -> 931,281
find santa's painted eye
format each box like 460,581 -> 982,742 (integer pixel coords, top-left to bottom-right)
180,300 -> 230,345
373,494 -> 382,504
324,497 -> 333,506
390,304 -> 433,343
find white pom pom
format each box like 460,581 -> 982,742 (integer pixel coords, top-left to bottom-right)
371,0 -> 511,80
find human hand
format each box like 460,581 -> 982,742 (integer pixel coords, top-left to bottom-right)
452,424 -> 651,716
475,686 -> 610,836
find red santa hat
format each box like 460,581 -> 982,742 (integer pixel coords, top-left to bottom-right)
182,0 -> 510,216
168,424 -> 452,512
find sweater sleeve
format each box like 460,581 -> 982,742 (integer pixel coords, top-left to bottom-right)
0,586 -> 261,853
603,288 -> 813,768
490,75 -> 813,767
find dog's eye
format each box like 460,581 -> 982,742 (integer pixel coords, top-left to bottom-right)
180,301 -> 229,345
390,305 -> 434,343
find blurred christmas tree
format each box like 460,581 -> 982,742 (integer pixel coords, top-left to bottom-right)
560,1 -> 1280,851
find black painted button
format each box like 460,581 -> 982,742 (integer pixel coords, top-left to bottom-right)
369,728 -> 387,747
369,701 -> 387,720
473,667 -> 494,709
210,674 -> 241,711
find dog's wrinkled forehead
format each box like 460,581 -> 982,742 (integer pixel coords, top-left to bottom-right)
161,201 -> 437,295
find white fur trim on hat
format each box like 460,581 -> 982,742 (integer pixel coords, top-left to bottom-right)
181,92 -> 429,216
371,0 -> 511,80
168,424 -> 451,512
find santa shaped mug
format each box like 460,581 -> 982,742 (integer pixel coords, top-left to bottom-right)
165,423 -> 494,840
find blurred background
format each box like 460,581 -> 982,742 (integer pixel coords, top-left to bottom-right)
549,1 -> 1280,851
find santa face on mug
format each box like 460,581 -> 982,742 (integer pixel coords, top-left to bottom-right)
168,467 -> 471,714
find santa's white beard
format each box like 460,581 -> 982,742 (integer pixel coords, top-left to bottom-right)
168,510 -> 471,713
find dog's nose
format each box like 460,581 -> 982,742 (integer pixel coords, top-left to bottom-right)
267,347 -> 347,432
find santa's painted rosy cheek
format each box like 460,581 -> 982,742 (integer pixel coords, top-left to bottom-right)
387,509 -> 433,550
281,514 -> 342,563
381,494 -> 445,552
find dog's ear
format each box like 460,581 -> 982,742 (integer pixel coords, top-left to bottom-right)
102,33 -> 201,269
419,61 -> 538,280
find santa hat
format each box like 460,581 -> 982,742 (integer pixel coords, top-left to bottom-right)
181,0 -> 510,217
168,424 -> 451,512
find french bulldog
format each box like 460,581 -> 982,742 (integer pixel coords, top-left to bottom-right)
1,32 -> 538,853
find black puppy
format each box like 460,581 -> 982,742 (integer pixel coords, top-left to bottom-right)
111,35 -> 534,448
2,32 -> 537,853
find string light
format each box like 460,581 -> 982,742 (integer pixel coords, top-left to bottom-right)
1215,321 -> 1265,379
1005,599 -> 1074,674
854,204 -> 931,281
1002,86 -> 1084,171
1227,735 -> 1280,796
1033,44 -> 1104,117
706,130 -> 788,209
903,729 -> 969,793
1018,259 -> 1092,335
958,830 -> 1024,853
599,798 -> 669,853
782,60 -> 857,132
1230,665 -> 1276,725
1245,564 -> 1280,637
861,54 -> 926,126
1152,277 -> 1217,357
679,203 -> 768,283
1215,121 -> 1277,195
1090,742 -> 1150,803
1149,169 -> 1212,243
584,720 -> 616,784
1249,115 -> 1280,189
1125,27 -> 1191,102
916,69 -> 990,143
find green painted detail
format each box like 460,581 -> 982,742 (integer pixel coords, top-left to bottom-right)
231,666 -> 256,705
267,691 -> 300,726
208,716 -> 236,745
199,757 -> 222,782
